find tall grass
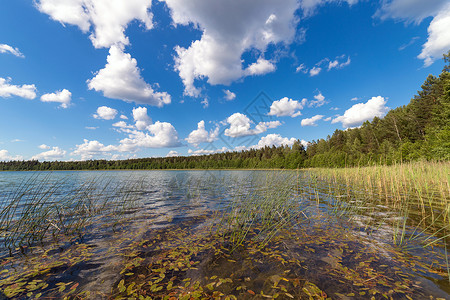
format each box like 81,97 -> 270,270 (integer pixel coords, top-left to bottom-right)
0,173 -> 143,254
218,171 -> 307,251
309,161 -> 450,280
311,161 -> 449,240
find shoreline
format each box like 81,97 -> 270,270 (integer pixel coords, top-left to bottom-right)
0,168 -> 306,172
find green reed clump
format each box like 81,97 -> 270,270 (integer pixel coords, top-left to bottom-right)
0,173 -> 143,254
308,161 -> 450,280
218,171 -> 307,251
311,161 -> 449,240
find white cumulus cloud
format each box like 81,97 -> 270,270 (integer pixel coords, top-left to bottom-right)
132,106 -> 152,130
118,121 -> 182,151
93,106 -> 118,120
376,0 -> 450,67
254,134 -> 297,149
308,92 -> 326,108
0,77 -> 37,100
186,120 -> 219,147
40,89 -> 72,108
332,96 -> 389,128
72,139 -> 118,160
223,89 -> 236,101
164,0 -> 300,96
39,144 -> 51,150
32,147 -> 66,161
188,147 -> 228,156
94,106 -> 117,120
35,0 -> 154,49
309,66 -> 322,77
0,150 -> 23,161
301,115 -> 324,126
245,58 -> 276,76
166,150 -> 180,157
112,121 -> 134,129
418,4 -> 450,67
268,97 -> 305,117
0,44 -> 24,58
87,45 -> 171,106
224,112 -> 281,138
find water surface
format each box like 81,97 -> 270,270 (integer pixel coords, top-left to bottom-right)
1,170 -> 449,299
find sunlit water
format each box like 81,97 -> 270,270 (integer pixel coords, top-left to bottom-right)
0,170 -> 449,299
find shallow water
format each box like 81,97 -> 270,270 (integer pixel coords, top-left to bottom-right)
0,170 -> 449,299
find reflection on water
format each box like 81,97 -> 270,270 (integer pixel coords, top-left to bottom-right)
0,170 -> 449,299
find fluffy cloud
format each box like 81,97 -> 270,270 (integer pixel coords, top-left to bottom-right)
308,92 -> 326,108
418,4 -> 450,67
87,45 -> 171,106
0,44 -> 24,58
268,97 -> 305,117
164,0 -> 300,96
186,120 -> 219,147
112,121 -> 134,129
39,144 -> 50,150
97,108 -> 182,154
0,77 -> 37,99
309,66 -> 322,77
118,122 -> 182,151
132,106 -> 152,130
0,150 -> 23,161
253,134 -> 297,149
166,150 -> 180,157
93,106 -> 118,120
188,134 -> 309,155
31,147 -> 66,161
332,96 -> 389,128
223,89 -> 236,101
188,147 -> 228,156
245,58 -> 276,76
40,89 -> 72,108
376,0 -> 450,66
72,139 -> 118,160
301,114 -> 324,126
224,112 -> 281,138
35,0 -> 153,49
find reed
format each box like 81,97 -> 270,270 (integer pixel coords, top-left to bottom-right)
0,173 -> 143,254
217,171 -> 306,251
309,161 -> 450,280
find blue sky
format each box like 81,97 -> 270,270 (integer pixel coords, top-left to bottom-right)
1,0 -> 449,161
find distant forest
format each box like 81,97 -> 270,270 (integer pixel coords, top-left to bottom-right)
2,52 -> 449,171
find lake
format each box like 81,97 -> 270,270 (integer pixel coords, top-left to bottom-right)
1,170 -> 449,299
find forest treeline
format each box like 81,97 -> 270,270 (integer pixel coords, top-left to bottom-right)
1,52 -> 449,171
